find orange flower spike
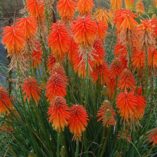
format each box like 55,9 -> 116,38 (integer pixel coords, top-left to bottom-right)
57,0 -> 76,21
125,0 -> 134,10
68,105 -> 88,140
116,91 -> 138,121
71,51 -> 87,77
110,57 -> 127,79
114,9 -> 137,31
136,0 -> 145,15
32,42 -> 42,68
22,77 -> 41,104
150,19 -> 157,36
94,9 -> 109,25
106,74 -> 116,98
68,39 -> 79,63
26,0 -> 45,19
48,96 -> 70,132
97,21 -> 108,41
48,22 -> 71,60
136,20 -> 156,49
46,69 -> 67,102
77,0 -> 94,16
148,128 -> 157,145
2,25 -> 25,55
110,0 -> 122,11
0,86 -> 12,113
97,100 -> 116,127
131,50 -> 145,69
16,17 -> 37,40
114,43 -> 127,57
118,68 -> 136,90
91,62 -> 110,84
135,94 -> 146,120
91,40 -> 105,65
72,16 -> 97,47
153,0 -> 157,8
51,63 -> 67,80
47,54 -> 56,73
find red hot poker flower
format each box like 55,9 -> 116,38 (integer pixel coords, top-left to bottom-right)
118,68 -> 136,90
110,0 -> 122,11
77,0 -> 94,16
97,21 -> 108,41
116,91 -> 146,122
114,9 -> 137,31
148,128 -> 157,146
22,77 -> 41,104
97,100 -> 116,127
131,49 -> 145,69
136,0 -> 145,15
47,54 -> 56,73
46,68 -> 67,102
32,41 -> 42,68
16,17 -> 37,40
68,105 -> 88,140
2,25 -> 25,55
110,57 -> 127,79
91,62 -> 110,84
72,16 -> 97,47
48,96 -> 70,132
26,0 -> 45,19
114,43 -> 127,57
48,22 -> 71,60
57,0 -> 76,21
94,9 -> 109,25
0,86 -> 12,113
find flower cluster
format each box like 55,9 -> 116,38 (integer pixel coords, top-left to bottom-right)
1,0 -> 157,156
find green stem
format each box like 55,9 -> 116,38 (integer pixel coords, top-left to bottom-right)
99,128 -> 109,157
57,133 -> 60,157
129,141 -> 142,157
144,37 -> 149,96
75,140 -> 79,157
127,30 -> 132,70
85,52 -> 89,108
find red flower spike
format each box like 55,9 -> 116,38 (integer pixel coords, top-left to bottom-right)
114,9 -> 137,31
47,54 -> 56,73
91,62 -> 110,84
68,105 -> 88,140
48,96 -> 70,132
46,69 -> 67,102
97,21 -> 108,41
32,41 -> 42,68
16,17 -> 37,39
110,0 -> 122,11
114,43 -> 127,57
48,22 -> 71,60
131,49 -> 145,69
110,57 -> 127,79
116,91 -> 146,122
2,25 -> 25,55
97,100 -> 116,127
77,0 -> 94,16
118,68 -> 136,90
57,0 -> 76,21
26,0 -> 45,19
72,16 -> 97,47
0,86 -> 12,113
148,128 -> 157,146
22,77 -> 41,104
